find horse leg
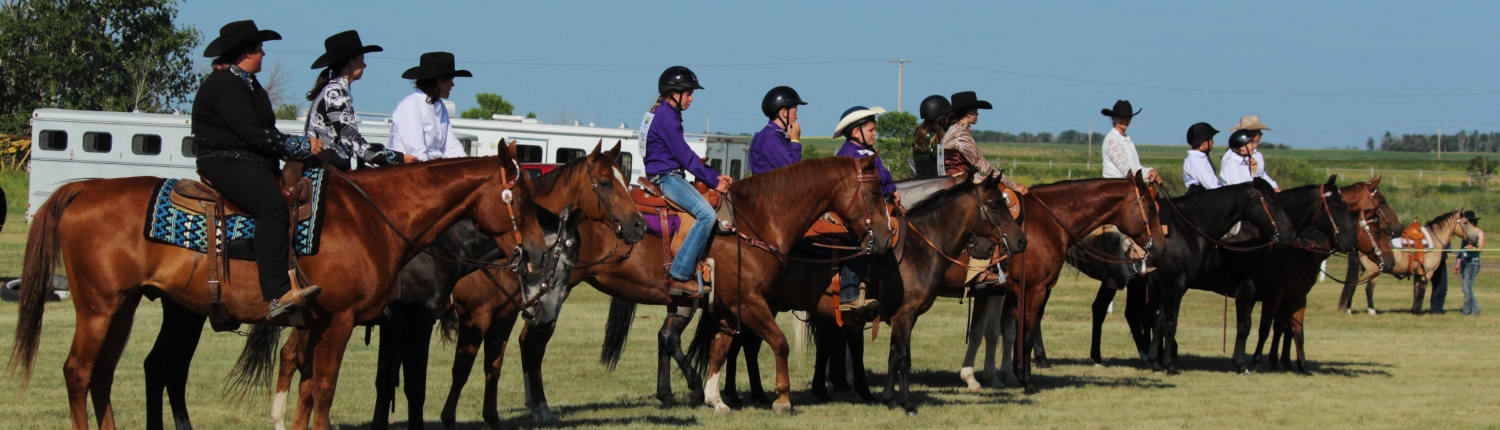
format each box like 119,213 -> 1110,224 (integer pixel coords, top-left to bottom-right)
1232,283 -> 1258,375
1412,277 -> 1428,315
303,313 -> 357,430
810,319 -> 834,402
959,295 -> 989,390
1123,279 -> 1153,365
400,315 -> 435,429
1277,317 -> 1294,370
272,329 -> 307,430
1338,253 -> 1360,313
370,317 -> 401,430
144,299 -> 205,430
483,314 -> 519,429
1031,289 -> 1053,369
1365,279 -> 1378,314
828,328 -> 852,393
439,307 -> 490,429
740,330 -> 771,404
1090,283 -> 1119,366
520,318 -> 561,424
742,305 -> 794,414
980,298 -> 1002,388
700,318 -> 737,417
1158,290 -> 1183,375
1253,299 -> 1276,371
69,293 -> 141,430
723,334 -> 743,406
843,322 -> 875,402
1291,305 -> 1310,375
656,305 -> 701,403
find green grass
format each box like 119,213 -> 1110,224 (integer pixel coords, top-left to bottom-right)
0,205 -> 1496,428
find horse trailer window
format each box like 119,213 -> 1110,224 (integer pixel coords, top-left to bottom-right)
83,132 -> 112,153
515,144 -> 542,163
181,137 -> 197,157
730,160 -> 742,180
709,159 -> 723,173
617,153 -> 633,176
38,130 -> 67,151
132,134 -> 162,155
555,148 -> 586,164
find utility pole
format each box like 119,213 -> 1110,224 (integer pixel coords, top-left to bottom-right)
1438,125 -> 1442,160
706,112 -> 711,135
888,59 -> 912,112
1088,122 -> 1093,158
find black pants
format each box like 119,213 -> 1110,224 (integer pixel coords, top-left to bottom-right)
197,157 -> 290,302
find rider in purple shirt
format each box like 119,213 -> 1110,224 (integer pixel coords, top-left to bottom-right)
834,106 -> 898,197
748,86 -> 806,175
643,66 -> 731,298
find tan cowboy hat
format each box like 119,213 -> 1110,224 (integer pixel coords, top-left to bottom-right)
1228,115 -> 1271,132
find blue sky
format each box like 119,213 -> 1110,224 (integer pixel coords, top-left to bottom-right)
178,0 -> 1500,148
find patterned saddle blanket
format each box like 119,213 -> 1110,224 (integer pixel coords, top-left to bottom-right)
144,167 -> 330,257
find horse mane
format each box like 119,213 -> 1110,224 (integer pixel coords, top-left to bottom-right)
1029,177 -> 1125,192
732,157 -> 852,201
1426,211 -> 1460,227
1168,182 -> 1253,214
531,155 -> 590,196
906,179 -> 980,217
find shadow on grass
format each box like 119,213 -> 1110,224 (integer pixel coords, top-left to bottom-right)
336,398 -> 702,429
1037,354 -> 1393,378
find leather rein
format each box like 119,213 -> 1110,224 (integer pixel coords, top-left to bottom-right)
1030,181 -> 1158,265
730,162 -> 890,265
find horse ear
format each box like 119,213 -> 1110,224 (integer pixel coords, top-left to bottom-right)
591,140 -> 603,156
856,155 -> 876,171
1369,176 -> 1383,187
605,140 -> 622,162
1325,174 -> 1338,188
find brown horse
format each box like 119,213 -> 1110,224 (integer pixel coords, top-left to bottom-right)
255,143 -> 644,429
998,174 -> 1165,394
780,173 -> 1027,413
448,156 -> 896,422
12,144 -> 550,430
1335,178 -> 1403,313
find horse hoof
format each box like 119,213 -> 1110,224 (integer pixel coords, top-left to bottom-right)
905,408 -> 919,416
1023,386 -> 1039,395
858,390 -> 877,403
773,401 -> 793,415
812,390 -> 832,403
531,404 -> 560,424
1166,368 -> 1180,376
960,367 -> 982,390
713,404 -> 734,417
1367,308 -> 1378,315
1034,360 -> 1052,369
1093,363 -> 1106,369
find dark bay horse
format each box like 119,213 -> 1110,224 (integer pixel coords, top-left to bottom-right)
1184,177 -> 1364,374
12,146 -> 551,430
1059,178 -> 1294,372
994,174 -> 1166,393
1249,183 -> 1396,374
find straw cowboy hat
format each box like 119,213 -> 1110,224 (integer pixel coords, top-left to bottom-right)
1228,115 -> 1271,132
310,30 -> 383,69
832,106 -> 886,139
202,20 -> 282,58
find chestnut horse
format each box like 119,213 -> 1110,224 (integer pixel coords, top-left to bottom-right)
997,174 -> 1165,394
455,156 -> 896,421
12,146 -> 550,430
254,144 -> 644,430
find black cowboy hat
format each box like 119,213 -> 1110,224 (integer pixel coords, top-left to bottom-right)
401,52 -> 473,80
1101,99 -> 1142,118
310,30 -> 383,69
947,91 -> 993,114
1186,122 -> 1219,146
1462,210 -> 1481,226
202,20 -> 282,58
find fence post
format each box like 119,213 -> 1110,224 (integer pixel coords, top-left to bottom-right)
1370,165 -> 1374,178
1420,170 -> 1423,179
1068,168 -> 1072,179
1012,158 -> 1016,171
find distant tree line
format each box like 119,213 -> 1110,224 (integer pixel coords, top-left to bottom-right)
1373,130 -> 1500,153
971,129 -> 1104,144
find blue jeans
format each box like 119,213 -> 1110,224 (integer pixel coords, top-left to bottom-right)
839,256 -> 869,304
1430,253 -> 1449,313
653,173 -> 717,281
1461,259 -> 1481,315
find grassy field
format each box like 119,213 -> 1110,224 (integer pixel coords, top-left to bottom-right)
1,214 -> 1498,429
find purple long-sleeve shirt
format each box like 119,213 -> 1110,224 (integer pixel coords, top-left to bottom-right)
644,102 -> 721,188
748,121 -> 801,175
836,140 -> 897,196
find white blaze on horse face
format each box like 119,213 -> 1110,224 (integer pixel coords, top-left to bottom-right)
612,166 -> 627,189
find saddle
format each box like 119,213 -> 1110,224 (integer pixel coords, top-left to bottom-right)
1397,221 -> 1430,276
175,161 -> 317,332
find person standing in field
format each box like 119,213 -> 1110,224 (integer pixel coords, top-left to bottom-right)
747,86 -> 806,175
1220,116 -> 1280,192
1183,122 -> 1222,193
1457,211 -> 1485,315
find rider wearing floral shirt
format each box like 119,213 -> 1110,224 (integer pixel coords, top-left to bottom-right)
305,30 -> 411,169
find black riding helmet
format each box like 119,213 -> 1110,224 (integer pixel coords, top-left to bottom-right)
1228,129 -> 1257,150
919,95 -> 951,122
761,86 -> 807,119
658,66 -> 704,95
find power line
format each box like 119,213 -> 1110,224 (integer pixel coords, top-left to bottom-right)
924,61 -> 1500,98
267,50 -> 887,68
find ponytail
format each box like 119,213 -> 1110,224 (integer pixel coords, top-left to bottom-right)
649,94 -> 668,112
913,120 -> 946,153
305,59 -> 350,102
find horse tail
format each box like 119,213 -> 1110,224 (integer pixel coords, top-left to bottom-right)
599,298 -> 636,371
223,324 -> 283,400
685,311 -> 718,382
438,311 -> 460,345
9,181 -> 84,385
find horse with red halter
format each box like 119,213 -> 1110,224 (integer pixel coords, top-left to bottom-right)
997,173 -> 1166,394
440,156 -> 894,422
1251,182 -> 1396,374
1334,178 -> 1405,314
11,144 -> 549,430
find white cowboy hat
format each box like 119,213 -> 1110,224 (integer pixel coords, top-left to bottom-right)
832,105 -> 886,138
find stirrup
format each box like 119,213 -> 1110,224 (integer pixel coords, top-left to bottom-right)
269,285 -> 321,320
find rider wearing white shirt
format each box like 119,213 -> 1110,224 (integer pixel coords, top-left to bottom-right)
1182,122 -> 1222,191
1219,129 -> 1279,189
390,52 -> 471,161
1099,100 -> 1160,183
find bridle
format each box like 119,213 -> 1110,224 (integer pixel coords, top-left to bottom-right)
1159,185 -> 1281,252
732,160 -> 890,264
1032,180 -> 1158,264
900,182 -> 1019,270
